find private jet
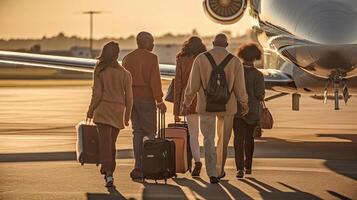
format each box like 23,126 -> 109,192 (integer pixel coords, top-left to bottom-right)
0,0 -> 356,110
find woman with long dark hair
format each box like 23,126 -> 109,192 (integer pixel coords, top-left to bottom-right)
174,36 -> 206,177
87,41 -> 133,187
234,43 -> 265,178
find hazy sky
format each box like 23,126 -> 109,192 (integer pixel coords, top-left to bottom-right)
0,0 -> 251,40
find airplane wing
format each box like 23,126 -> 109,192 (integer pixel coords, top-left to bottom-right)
0,50 -> 292,85
0,50 -> 96,73
0,51 -> 176,79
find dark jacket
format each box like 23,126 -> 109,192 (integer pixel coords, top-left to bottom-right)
236,65 -> 265,125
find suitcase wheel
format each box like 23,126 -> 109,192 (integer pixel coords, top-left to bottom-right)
96,163 -> 99,166
81,162 -> 84,166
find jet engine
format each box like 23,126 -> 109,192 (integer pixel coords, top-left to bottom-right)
203,0 -> 247,25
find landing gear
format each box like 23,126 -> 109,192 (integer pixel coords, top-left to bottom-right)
325,71 -> 348,110
333,81 -> 340,110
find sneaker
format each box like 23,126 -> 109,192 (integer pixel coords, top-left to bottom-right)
130,168 -> 143,180
209,176 -> 219,184
236,170 -> 244,179
245,169 -> 252,174
218,171 -> 226,180
105,176 -> 114,187
191,162 -> 202,177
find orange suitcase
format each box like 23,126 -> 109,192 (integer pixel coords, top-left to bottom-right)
165,124 -> 191,173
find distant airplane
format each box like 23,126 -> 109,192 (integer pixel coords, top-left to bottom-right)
0,0 -> 356,110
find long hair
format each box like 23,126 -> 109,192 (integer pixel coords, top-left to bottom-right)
177,36 -> 207,58
237,43 -> 262,63
96,41 -> 120,72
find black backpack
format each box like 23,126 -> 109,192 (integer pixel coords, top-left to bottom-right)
202,52 -> 234,112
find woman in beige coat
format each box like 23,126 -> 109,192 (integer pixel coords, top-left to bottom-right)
87,41 -> 133,187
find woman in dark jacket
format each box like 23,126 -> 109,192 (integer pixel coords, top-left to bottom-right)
174,36 -> 206,176
234,43 -> 265,178
87,42 -> 133,187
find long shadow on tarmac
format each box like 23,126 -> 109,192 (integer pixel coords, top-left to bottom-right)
87,186 -> 127,200
171,177 -> 322,200
173,177 -> 252,199
85,177 -> 326,200
1,134 -> 356,181
239,177 -> 322,200
142,181 -> 188,200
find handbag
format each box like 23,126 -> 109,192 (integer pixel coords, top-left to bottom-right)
165,78 -> 175,103
260,101 -> 274,129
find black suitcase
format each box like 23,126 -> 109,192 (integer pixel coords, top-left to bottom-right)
76,122 -> 100,166
142,112 -> 176,183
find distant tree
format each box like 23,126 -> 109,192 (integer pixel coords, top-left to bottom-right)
162,32 -> 174,38
70,35 -> 79,39
192,29 -> 199,36
126,35 -> 135,40
56,32 -> 66,38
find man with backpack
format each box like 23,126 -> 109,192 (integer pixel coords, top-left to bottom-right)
183,33 -> 249,183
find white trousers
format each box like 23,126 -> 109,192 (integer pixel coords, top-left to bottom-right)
200,115 -> 233,177
187,114 -> 201,162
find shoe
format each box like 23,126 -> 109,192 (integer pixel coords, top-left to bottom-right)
245,169 -> 252,174
105,176 -> 114,187
191,162 -> 202,177
209,176 -> 219,184
218,171 -> 226,180
236,170 -> 244,179
130,168 -> 143,180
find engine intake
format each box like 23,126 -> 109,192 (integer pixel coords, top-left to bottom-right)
203,0 -> 247,25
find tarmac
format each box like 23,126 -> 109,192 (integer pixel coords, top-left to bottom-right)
0,80 -> 356,200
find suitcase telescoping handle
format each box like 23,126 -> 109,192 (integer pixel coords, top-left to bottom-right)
157,110 -> 165,139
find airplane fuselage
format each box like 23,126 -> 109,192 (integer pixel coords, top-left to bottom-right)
250,0 -> 357,95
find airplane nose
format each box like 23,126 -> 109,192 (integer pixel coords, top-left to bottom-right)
296,2 -> 357,44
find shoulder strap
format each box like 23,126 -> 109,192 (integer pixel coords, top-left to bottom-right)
205,52 -> 234,70
218,54 -> 234,70
204,52 -> 218,69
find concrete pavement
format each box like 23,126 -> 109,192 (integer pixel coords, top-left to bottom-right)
0,81 -> 356,199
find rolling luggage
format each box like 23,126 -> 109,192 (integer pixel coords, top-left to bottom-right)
142,112 -> 176,183
75,121 -> 100,166
167,121 -> 192,173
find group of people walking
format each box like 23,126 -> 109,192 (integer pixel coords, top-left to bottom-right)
86,31 -> 265,187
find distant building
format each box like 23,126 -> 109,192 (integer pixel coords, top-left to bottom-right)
154,44 -> 181,64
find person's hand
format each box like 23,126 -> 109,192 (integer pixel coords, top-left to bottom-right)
124,119 -> 130,127
241,104 -> 249,116
86,110 -> 94,120
174,115 -> 181,122
157,102 -> 167,113
86,117 -> 93,125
